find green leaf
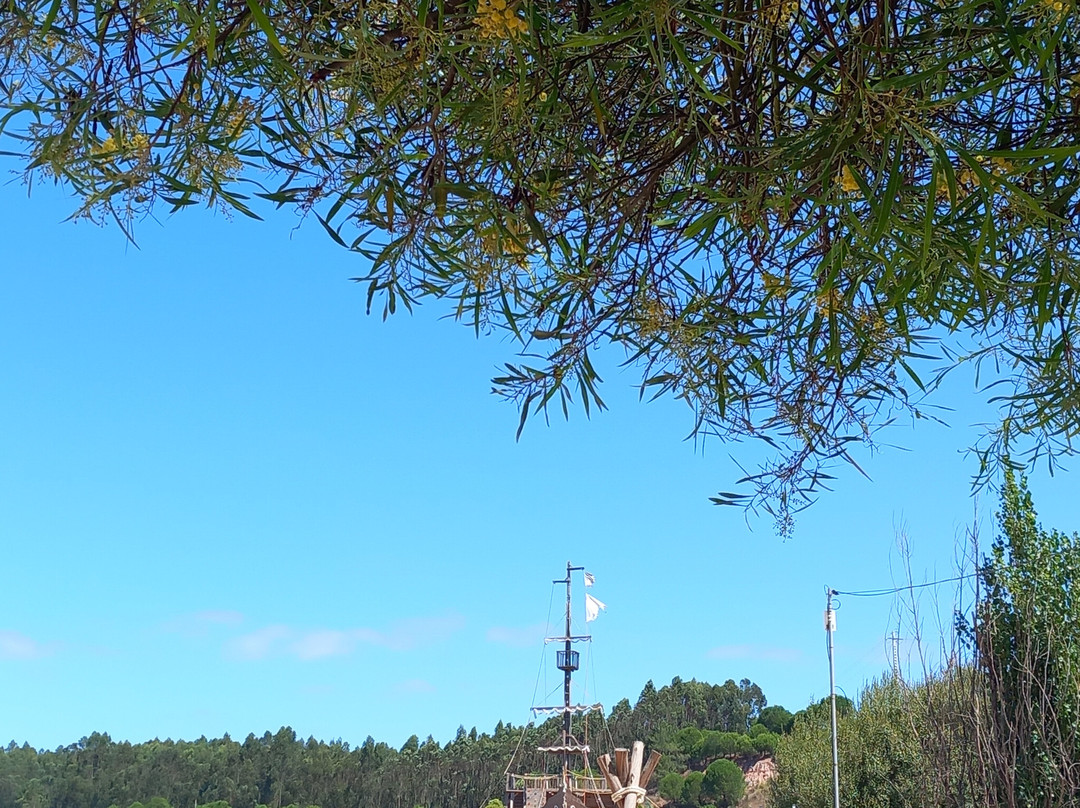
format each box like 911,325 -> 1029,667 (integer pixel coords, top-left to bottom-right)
243,0 -> 286,56
316,212 -> 348,249
39,0 -> 63,35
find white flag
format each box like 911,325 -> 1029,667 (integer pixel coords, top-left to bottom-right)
585,593 -> 606,622
584,571 -> 595,587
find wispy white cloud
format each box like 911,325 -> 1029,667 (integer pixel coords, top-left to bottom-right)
486,623 -> 547,648
706,644 -> 803,663
292,628 -> 381,660
383,614 -> 465,651
225,614 -> 465,661
292,629 -> 354,660
0,629 -> 54,660
393,678 -> 436,695
226,625 -> 293,660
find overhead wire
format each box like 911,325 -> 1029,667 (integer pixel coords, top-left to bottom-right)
825,573 -> 978,698
832,573 -> 976,598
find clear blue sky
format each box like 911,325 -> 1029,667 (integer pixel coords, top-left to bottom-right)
1,166 -> 1074,752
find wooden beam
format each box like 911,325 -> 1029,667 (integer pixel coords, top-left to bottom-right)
620,742 -> 645,808
614,748 -> 629,783
639,751 -> 662,789
597,754 -> 622,793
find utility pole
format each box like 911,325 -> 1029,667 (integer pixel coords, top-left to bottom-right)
825,588 -> 840,808
887,630 -> 902,681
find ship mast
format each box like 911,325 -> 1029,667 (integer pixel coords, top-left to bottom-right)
507,567 -> 662,808
532,563 -> 596,805
555,562 -> 584,789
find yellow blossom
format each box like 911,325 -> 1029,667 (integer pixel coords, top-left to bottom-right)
473,0 -> 528,40
836,164 -> 860,194
763,0 -> 799,27
93,135 -> 117,155
92,130 -> 151,158
934,173 -> 951,200
815,287 -> 840,317
761,271 -> 792,298
479,218 -> 532,266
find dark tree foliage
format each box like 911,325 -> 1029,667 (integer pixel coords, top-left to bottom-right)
790,694 -> 853,728
701,759 -> 744,808
0,730 -> 518,808
680,771 -> 705,807
619,677 -> 766,746
0,677 -> 770,808
754,706 -> 794,735
658,772 -> 685,802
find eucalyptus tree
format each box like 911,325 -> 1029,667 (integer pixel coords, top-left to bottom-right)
1,0 -> 1078,522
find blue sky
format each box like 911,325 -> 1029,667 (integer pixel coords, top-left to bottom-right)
1,167 -> 1075,752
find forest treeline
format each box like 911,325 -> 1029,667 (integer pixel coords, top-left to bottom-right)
0,677 -> 789,808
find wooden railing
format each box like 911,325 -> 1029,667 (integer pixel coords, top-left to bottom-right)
506,774 -> 609,793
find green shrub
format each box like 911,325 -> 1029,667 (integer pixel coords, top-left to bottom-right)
703,760 -> 744,808
658,772 -> 684,802
751,731 -> 778,755
681,771 -> 704,806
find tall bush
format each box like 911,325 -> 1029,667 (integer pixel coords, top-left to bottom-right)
973,471 -> 1080,806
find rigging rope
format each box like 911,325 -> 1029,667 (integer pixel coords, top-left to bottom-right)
582,628 -> 592,774
531,582 -> 558,711
503,723 -> 531,778
587,628 -> 617,757
509,581 -> 559,777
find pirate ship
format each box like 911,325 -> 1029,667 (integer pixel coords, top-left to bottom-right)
504,564 -> 661,808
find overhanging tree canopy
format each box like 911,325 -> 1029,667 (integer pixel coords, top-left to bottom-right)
1,0 -> 1078,524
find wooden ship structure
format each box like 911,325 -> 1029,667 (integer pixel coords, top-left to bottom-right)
504,564 -> 661,808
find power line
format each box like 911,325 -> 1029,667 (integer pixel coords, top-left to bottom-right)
832,573 -> 976,598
